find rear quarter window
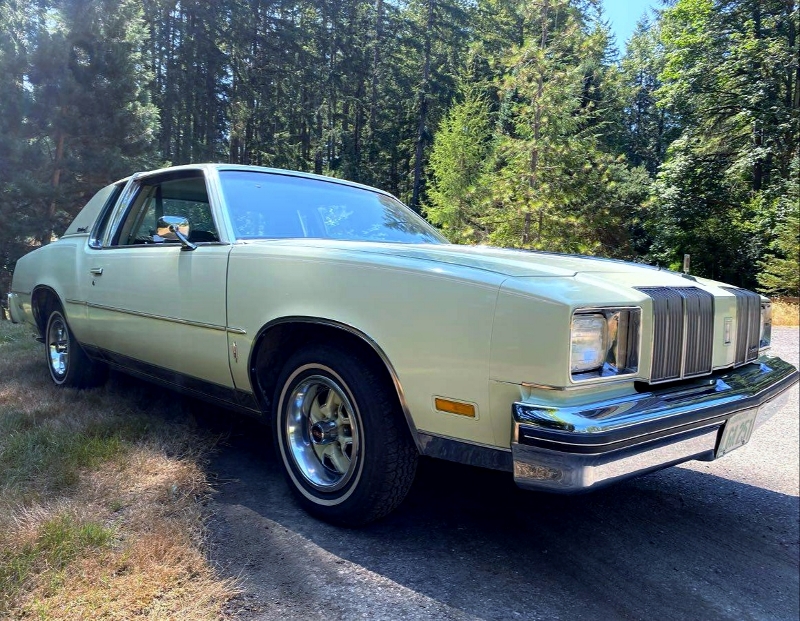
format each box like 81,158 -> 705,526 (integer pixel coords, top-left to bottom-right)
63,184 -> 123,238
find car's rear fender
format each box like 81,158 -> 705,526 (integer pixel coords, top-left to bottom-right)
15,239 -> 91,341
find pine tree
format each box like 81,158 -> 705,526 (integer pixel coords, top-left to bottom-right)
0,0 -> 159,296
481,0 -> 629,253
25,0 -> 159,244
0,0 -> 41,295
425,82 -> 494,242
758,158 -> 800,297
619,17 -> 677,175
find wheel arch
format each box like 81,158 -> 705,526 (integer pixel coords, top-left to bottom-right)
31,285 -> 65,337
248,316 -> 422,452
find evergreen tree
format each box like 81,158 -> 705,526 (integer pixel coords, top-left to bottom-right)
618,17 -> 677,175
144,0 -> 227,164
24,0 -> 159,244
425,82 -> 494,242
2,0 -> 797,296
758,158 -> 800,297
0,0 -> 158,292
0,0 -> 40,295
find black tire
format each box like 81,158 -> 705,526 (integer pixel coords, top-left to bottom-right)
272,344 -> 418,526
44,308 -> 107,389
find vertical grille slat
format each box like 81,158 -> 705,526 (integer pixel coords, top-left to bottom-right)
636,286 -> 715,383
722,287 -> 762,365
681,288 -> 714,377
646,287 -> 684,381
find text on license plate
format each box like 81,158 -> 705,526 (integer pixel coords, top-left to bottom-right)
717,408 -> 758,458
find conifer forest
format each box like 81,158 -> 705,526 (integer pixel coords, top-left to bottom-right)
1,0 -> 798,296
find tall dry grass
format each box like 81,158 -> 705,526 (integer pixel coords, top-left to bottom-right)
0,321 -> 237,619
772,298 -> 800,326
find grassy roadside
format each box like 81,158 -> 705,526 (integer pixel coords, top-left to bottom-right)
772,299 -> 799,326
0,321 -> 236,619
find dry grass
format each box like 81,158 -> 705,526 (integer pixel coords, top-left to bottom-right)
0,321 -> 237,619
772,298 -> 800,326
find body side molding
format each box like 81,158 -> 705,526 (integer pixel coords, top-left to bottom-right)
82,344 -> 261,416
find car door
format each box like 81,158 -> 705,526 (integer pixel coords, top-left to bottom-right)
84,169 -> 234,390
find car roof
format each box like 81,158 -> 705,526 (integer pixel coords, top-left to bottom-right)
114,164 -> 394,199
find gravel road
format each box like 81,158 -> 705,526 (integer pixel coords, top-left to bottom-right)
207,327 -> 799,621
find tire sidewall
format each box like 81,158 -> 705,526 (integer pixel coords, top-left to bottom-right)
275,360 -> 367,507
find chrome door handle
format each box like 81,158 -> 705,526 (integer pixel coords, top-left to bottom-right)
89,268 -> 104,275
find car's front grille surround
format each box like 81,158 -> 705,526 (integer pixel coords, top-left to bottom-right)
722,287 -> 761,365
635,286 -> 715,383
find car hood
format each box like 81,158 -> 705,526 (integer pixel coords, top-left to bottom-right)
244,239 -> 701,285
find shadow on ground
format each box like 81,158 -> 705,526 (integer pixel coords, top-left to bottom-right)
184,397 -> 798,621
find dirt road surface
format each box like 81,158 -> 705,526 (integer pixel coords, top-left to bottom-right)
207,327 -> 799,621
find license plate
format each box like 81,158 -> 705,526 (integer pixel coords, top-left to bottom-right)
717,408 -> 758,458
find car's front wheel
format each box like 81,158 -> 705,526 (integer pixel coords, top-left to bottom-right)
273,345 -> 417,526
45,308 -> 107,388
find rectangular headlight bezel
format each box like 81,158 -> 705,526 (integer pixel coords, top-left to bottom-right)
570,307 -> 642,383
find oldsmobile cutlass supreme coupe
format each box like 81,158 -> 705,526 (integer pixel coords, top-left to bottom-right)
8,164 -> 799,525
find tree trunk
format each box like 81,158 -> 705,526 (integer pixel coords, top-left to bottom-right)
368,0 -> 383,171
41,130 -> 65,246
751,4 -> 763,192
530,0 -> 549,247
411,0 -> 434,212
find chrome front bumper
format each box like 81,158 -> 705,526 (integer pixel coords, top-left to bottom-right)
512,356 -> 799,492
5,292 -> 23,323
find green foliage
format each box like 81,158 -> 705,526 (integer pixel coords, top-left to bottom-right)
0,0 -> 159,293
649,0 -> 798,286
758,160 -> 800,297
425,84 -> 494,242
647,138 -> 758,282
618,18 -> 678,174
1,0 -> 796,292
428,0 -> 647,256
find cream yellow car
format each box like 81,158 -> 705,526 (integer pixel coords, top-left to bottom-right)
8,164 -> 798,525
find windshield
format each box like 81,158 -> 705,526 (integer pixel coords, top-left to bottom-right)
218,170 -> 447,244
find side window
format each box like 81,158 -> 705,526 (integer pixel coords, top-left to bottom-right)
113,173 -> 219,246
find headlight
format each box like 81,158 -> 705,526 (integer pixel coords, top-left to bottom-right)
760,302 -> 772,350
571,308 -> 641,381
571,314 -> 607,372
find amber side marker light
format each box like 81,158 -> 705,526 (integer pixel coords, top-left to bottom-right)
434,397 -> 476,417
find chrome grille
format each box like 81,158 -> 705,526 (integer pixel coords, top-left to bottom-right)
722,287 -> 761,365
636,287 -> 715,383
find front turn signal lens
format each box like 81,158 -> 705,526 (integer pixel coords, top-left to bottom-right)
434,398 -> 476,417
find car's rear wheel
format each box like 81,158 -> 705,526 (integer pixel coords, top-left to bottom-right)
273,344 -> 417,526
45,308 -> 107,388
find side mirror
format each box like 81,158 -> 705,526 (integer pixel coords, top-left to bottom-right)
157,216 -> 196,251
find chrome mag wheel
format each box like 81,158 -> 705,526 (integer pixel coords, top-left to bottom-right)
285,374 -> 361,492
43,307 -> 107,389
47,313 -> 69,380
273,345 -> 417,525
